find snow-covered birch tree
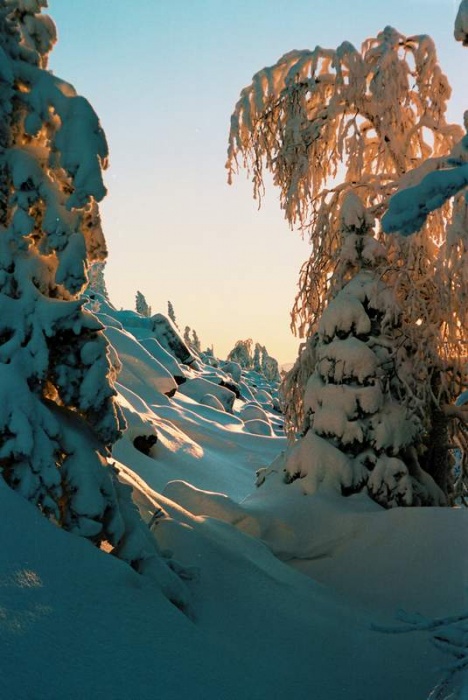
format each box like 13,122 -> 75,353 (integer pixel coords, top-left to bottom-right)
228,26 -> 467,505
0,0 -> 188,607
227,339 -> 254,369
227,26 -> 462,337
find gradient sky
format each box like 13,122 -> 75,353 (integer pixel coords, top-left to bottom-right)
47,0 -> 465,365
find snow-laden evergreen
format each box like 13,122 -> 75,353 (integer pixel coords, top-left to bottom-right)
0,1 -> 188,609
135,290 -> 152,317
167,299 -> 177,327
87,260 -> 109,301
275,193 -> 446,507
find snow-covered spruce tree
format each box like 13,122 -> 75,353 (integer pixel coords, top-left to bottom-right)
260,347 -> 281,383
228,26 -> 467,505
0,1 -> 187,607
279,192 -> 445,506
87,260 -> 109,302
191,329 -> 201,353
253,343 -> 262,373
167,299 -> 178,327
135,290 -> 151,317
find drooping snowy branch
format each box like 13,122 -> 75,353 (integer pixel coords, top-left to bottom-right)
381,3 -> 468,238
227,27 -> 462,341
382,129 -> 468,236
227,27 -> 459,226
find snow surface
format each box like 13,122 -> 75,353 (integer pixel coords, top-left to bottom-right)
1,298 -> 467,698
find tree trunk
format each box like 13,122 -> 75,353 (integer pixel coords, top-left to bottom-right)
422,405 -> 450,497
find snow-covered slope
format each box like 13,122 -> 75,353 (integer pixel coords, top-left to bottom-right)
1,297 -> 466,699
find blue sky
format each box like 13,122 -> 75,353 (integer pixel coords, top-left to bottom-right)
47,0 -> 465,364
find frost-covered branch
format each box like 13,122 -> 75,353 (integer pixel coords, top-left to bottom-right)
382,138 -> 468,236
228,27 -> 462,341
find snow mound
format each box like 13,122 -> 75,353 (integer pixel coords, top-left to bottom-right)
3,283 -> 464,699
